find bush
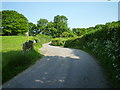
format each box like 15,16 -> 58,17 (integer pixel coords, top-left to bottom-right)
51,37 -> 75,46
52,38 -> 66,46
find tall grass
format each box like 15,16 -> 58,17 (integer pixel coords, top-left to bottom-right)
2,35 -> 52,83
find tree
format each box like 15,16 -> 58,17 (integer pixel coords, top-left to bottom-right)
0,11 -> 2,35
28,22 -> 38,36
105,21 -> 120,30
54,15 -> 68,24
45,22 -> 57,37
72,28 -> 87,36
36,15 -> 74,38
53,15 -> 69,37
37,18 -> 48,34
94,24 -> 106,31
2,10 -> 29,36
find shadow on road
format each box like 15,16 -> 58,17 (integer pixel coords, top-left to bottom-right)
2,43 -> 111,88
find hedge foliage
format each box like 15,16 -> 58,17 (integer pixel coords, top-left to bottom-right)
51,21 -> 120,88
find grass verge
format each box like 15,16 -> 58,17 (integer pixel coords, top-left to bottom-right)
2,35 -> 52,84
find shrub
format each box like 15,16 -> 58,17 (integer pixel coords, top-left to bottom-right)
52,38 -> 66,46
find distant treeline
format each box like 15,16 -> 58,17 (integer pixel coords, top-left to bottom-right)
1,10 -> 74,37
1,10 -> 119,38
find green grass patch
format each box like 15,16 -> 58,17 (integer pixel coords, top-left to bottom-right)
2,50 -> 42,83
2,35 -> 52,83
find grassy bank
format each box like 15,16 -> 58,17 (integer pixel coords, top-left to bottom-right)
2,35 -> 52,83
51,21 -> 120,88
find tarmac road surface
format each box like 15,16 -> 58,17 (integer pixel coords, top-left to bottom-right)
2,43 -> 110,88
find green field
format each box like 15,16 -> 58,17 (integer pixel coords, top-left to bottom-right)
1,35 -> 52,83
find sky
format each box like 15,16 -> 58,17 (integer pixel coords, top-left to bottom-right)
2,1 -> 119,28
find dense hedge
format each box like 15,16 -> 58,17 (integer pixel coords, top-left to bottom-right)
51,21 -> 120,88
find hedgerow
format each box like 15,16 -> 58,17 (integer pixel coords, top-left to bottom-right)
51,21 -> 120,88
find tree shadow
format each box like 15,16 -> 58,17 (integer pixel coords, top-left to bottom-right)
2,43 -> 111,88
3,54 -> 110,88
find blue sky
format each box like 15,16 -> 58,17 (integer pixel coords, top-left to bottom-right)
2,2 -> 118,28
